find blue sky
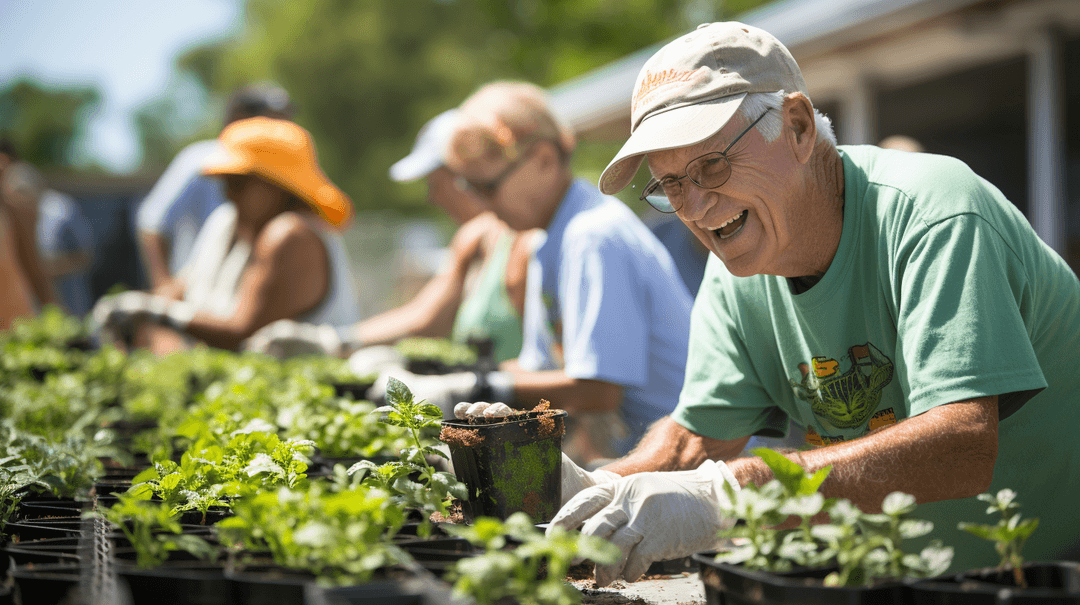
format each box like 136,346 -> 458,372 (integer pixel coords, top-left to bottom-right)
0,0 -> 241,173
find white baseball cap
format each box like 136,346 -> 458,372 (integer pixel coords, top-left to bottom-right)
389,109 -> 459,182
599,22 -> 808,195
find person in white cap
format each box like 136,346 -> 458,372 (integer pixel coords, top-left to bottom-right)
548,21 -> 1080,584
245,109 -> 532,364
424,81 -> 693,461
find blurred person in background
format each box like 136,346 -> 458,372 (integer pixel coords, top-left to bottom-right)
93,117 -> 361,353
0,144 -> 59,310
136,83 -> 293,291
0,170 -> 35,328
35,187 -> 96,317
246,109 -> 533,364
377,82 -> 693,462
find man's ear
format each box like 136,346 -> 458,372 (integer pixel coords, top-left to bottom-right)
783,93 -> 817,164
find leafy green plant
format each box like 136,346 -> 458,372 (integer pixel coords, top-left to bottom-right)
217,483 -> 408,586
958,489 -> 1039,587
446,512 -> 620,605
716,448 -> 952,586
350,377 -> 466,522
396,337 -> 477,368
90,492 -> 216,568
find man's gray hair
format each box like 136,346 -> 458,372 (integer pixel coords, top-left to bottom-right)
736,91 -> 837,147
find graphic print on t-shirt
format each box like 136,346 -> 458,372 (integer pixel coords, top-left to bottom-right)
791,342 -> 895,429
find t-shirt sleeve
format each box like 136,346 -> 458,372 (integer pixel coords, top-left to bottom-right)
136,144 -> 208,234
558,232 -> 648,387
671,263 -> 790,440
897,214 -> 1046,420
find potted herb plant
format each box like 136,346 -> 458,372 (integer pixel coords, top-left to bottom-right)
693,448 -> 953,605
908,489 -> 1080,603
438,396 -> 567,524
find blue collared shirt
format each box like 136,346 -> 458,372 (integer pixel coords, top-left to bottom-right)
518,179 -> 693,452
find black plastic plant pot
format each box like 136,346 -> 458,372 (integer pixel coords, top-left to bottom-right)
332,380 -> 375,400
440,409 -> 567,523
5,517 -> 86,542
177,506 -> 233,526
317,581 -> 425,604
9,562 -> 82,605
226,564 -> 313,605
693,553 -> 908,605
3,536 -> 81,567
16,499 -> 87,521
909,561 -> 1080,604
399,538 -> 478,578
117,562 -> 231,605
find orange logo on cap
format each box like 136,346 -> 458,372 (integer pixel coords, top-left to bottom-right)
633,69 -> 698,111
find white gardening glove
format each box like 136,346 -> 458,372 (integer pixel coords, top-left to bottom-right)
547,460 -> 739,586
91,291 -> 196,333
371,371 -> 478,418
560,453 -> 620,507
347,345 -> 407,377
243,319 -> 344,359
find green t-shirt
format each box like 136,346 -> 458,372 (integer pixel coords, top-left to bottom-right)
451,231 -> 524,365
673,145 -> 1080,572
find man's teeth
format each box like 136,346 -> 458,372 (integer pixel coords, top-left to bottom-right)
718,211 -> 744,229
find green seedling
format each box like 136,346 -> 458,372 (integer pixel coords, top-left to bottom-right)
352,377 -> 466,525
217,483 -> 408,586
958,489 -> 1039,587
717,448 -> 952,586
89,492 -> 216,568
446,512 -> 620,605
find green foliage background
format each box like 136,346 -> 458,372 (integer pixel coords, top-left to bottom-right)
0,0 -> 772,213
157,0 -> 768,215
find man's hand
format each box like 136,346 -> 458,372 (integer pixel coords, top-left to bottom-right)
547,460 -> 739,586
92,291 -> 195,333
243,319 -> 344,359
560,453 -> 620,507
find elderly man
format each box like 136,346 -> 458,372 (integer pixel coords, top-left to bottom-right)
550,22 -> 1080,584
420,81 -> 694,458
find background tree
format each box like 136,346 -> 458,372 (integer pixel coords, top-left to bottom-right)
0,79 -> 101,169
141,0 -> 769,215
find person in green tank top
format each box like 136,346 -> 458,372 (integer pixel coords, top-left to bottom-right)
547,22 -> 1080,588
243,110 -> 529,364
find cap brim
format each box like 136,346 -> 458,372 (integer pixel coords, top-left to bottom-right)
599,93 -> 747,195
388,151 -> 441,183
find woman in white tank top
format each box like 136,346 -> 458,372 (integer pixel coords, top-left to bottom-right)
94,118 -> 360,353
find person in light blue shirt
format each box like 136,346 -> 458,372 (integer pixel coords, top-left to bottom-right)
36,189 -> 95,316
441,81 -> 693,458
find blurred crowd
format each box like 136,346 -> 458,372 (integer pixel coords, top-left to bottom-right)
0,78 -> 917,466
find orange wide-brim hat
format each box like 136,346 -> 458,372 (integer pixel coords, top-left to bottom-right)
202,117 -> 353,228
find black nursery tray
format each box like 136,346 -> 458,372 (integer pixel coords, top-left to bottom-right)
693,553 -> 908,605
909,561 -> 1080,604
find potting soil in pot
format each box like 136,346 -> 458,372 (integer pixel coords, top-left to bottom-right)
439,401 -> 566,523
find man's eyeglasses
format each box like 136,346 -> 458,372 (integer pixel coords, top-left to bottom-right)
454,139 -> 543,199
638,109 -> 772,213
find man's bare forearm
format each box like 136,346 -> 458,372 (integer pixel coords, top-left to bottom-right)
726,397 -> 999,514
601,416 -> 749,476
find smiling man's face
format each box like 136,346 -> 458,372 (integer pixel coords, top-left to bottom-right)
646,113 -> 804,278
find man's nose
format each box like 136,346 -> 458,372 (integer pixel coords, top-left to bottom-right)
676,186 -> 717,222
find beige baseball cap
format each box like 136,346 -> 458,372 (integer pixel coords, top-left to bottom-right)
599,22 -> 807,195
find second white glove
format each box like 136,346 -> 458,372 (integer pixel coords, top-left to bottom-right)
243,319 -> 343,359
547,459 -> 739,586
560,453 -> 620,507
